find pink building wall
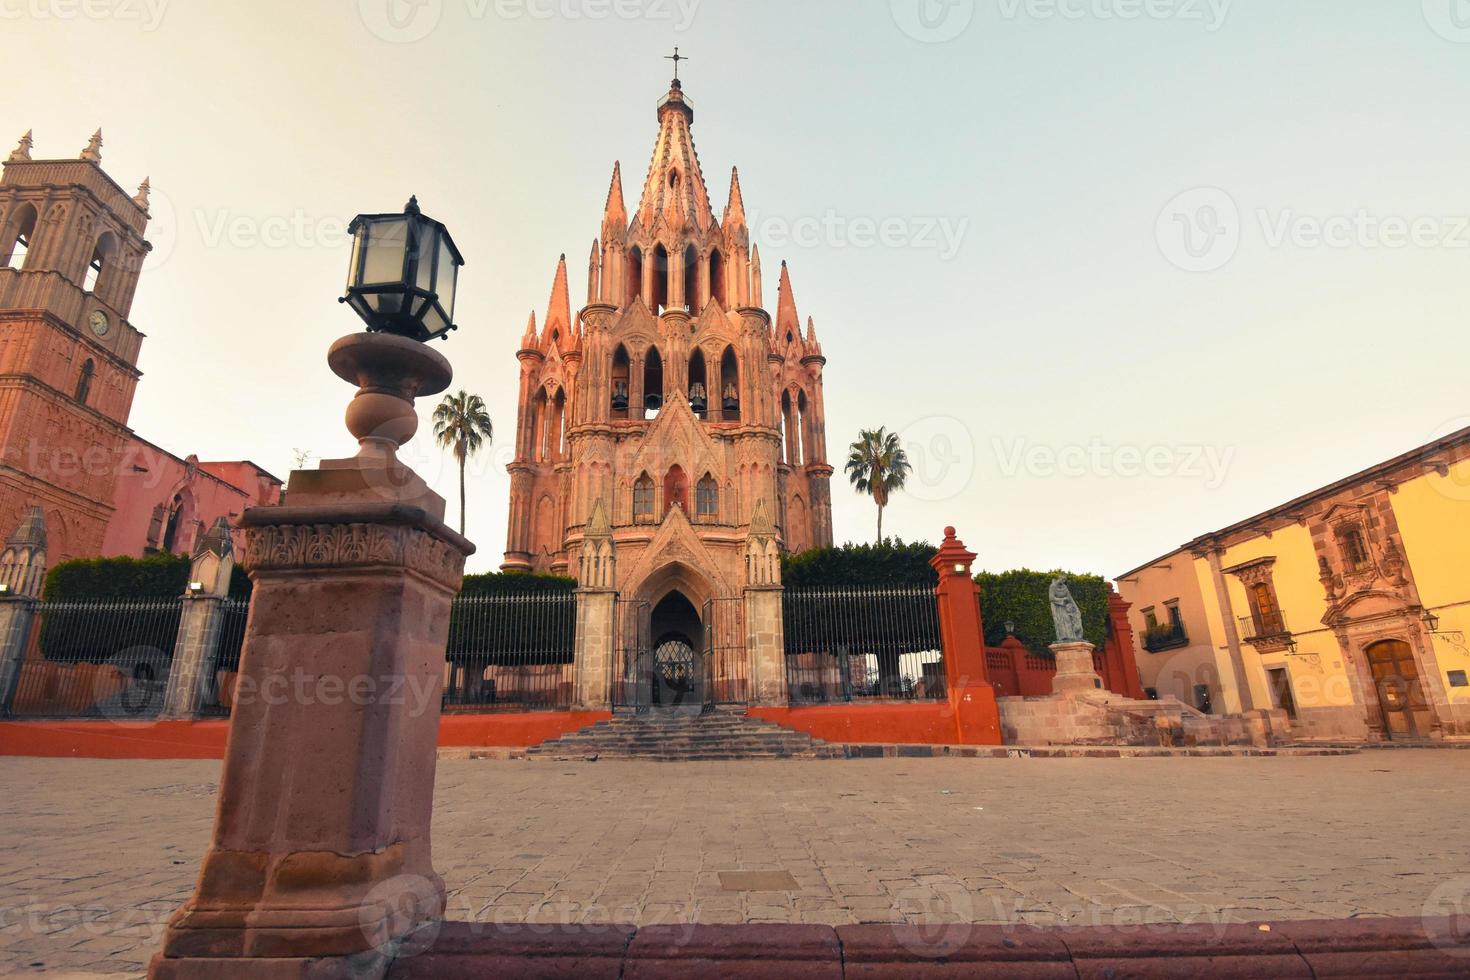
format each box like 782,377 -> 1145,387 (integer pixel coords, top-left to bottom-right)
100,436 -> 281,558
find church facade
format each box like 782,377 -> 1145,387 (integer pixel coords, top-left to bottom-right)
502,75 -> 835,707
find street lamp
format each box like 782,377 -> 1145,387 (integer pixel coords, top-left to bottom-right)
341,196 -> 464,343
1424,609 -> 1442,632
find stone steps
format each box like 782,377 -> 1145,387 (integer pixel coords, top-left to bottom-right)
526,710 -> 841,760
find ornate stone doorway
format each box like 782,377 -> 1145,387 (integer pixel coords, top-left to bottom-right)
1366,639 -> 1432,739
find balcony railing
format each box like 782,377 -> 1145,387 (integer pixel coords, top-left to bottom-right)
1142,623 -> 1189,653
1238,611 -> 1294,653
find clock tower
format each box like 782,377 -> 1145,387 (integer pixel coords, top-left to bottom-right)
0,130 -> 153,562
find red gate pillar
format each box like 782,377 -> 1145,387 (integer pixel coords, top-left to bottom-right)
930,527 -> 1001,745
1106,585 -> 1147,700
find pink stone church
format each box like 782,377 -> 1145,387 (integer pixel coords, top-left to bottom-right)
502,75 -> 835,700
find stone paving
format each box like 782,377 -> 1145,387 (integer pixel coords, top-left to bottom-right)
2,752 -> 1468,977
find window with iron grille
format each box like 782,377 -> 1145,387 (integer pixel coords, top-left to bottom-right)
1336,523 -> 1371,570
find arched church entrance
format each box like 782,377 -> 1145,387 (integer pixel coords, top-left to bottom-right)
649,591 -> 703,709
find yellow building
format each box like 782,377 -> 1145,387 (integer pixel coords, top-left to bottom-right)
1118,428 -> 1470,742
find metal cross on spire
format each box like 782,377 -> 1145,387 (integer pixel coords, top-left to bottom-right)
665,47 -> 687,82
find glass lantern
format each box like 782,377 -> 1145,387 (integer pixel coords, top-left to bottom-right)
341,196 -> 464,342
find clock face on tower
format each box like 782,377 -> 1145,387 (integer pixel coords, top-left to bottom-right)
89,310 -> 110,338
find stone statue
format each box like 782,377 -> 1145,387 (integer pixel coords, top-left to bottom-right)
1048,575 -> 1086,644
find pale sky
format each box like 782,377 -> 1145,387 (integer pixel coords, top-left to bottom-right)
6,0 -> 1470,575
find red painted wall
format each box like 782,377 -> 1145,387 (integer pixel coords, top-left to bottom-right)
0,710 -> 613,760
750,703 -> 963,746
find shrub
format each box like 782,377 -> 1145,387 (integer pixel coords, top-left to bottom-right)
977,569 -> 1109,655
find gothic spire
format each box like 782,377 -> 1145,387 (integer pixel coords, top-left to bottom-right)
544,253 -> 572,340
776,260 -> 800,338
8,130 -> 32,163
602,160 -> 627,240
724,166 -> 746,228
637,78 -> 714,234
750,244 -> 763,309
80,128 -> 103,163
521,310 -> 538,349
806,315 -> 818,344
587,238 -> 600,306
133,177 -> 151,211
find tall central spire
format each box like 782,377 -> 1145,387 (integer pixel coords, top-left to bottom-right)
635,73 -> 714,235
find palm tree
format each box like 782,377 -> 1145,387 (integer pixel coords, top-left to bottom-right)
432,390 -> 493,536
845,427 -> 911,545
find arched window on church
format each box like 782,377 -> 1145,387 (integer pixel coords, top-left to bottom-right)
2,204 -> 37,270
651,244 -> 669,313
780,390 -> 796,466
663,465 -> 688,517
643,345 -> 664,419
709,249 -> 726,308
688,348 -> 707,419
551,388 -> 567,461
796,389 -> 810,466
696,474 -> 719,520
719,346 -> 739,422
84,232 -> 115,295
633,473 -> 655,522
626,246 -> 643,307
610,344 -> 630,419
529,388 -> 547,461
75,358 -> 95,405
683,243 -> 699,315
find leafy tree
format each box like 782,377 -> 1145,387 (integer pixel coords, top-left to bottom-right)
432,390 -> 494,536
844,427 -> 912,545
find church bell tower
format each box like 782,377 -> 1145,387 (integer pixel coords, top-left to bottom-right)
0,130 -> 153,561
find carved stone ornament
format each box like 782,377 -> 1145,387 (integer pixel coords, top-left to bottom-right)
242,521 -> 465,592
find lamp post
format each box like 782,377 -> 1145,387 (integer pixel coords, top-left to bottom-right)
152,198 -> 475,979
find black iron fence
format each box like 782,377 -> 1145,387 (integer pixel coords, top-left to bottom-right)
783,586 -> 946,705
443,592 -> 577,711
8,598 -> 181,719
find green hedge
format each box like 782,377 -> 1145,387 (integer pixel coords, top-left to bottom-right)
459,570 -> 577,597
782,539 -> 939,588
43,554 -> 252,601
977,569 -> 1110,655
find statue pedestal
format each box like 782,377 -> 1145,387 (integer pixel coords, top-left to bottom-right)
1050,641 -> 1105,698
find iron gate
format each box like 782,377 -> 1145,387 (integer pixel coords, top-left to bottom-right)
702,597 -> 747,709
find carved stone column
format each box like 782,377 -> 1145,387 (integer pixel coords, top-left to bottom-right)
151,332 -> 474,979
743,500 -> 787,706
573,500 -> 616,710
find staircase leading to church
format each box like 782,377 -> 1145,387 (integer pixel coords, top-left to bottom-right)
525,709 -> 842,761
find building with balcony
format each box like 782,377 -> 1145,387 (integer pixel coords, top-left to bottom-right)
1118,427 -> 1470,741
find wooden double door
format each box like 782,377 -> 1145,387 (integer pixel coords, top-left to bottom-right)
1366,640 -> 1434,739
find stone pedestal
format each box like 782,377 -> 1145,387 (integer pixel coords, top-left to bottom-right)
151,333 -> 473,979
1050,641 -> 1105,697
0,595 -> 38,716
